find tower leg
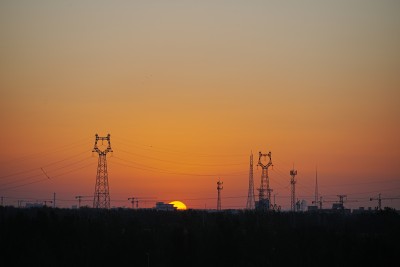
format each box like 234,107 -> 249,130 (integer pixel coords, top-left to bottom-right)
93,153 -> 110,209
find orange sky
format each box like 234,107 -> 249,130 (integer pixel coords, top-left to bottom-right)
1,1 -> 399,210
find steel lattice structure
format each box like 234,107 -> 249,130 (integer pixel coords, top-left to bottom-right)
246,152 -> 255,209
217,178 -> 223,211
256,151 -> 273,210
92,134 -> 113,209
290,168 -> 297,212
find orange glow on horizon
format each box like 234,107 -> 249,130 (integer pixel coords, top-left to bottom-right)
0,1 -> 399,211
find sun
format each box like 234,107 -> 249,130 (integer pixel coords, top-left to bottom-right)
169,201 -> 187,210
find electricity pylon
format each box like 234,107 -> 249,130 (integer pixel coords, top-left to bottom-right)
256,151 -> 273,210
92,134 -> 113,209
246,152 -> 255,209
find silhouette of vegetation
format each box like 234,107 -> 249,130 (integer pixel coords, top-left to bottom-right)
0,207 -> 399,266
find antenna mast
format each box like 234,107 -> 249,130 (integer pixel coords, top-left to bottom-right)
246,152 -> 255,209
290,167 -> 297,212
92,133 -> 113,209
217,178 -> 223,211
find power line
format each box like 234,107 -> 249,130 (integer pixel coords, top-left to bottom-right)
112,136 -> 246,158
0,157 -> 93,188
0,137 -> 91,165
117,148 -> 246,166
1,162 -> 95,191
0,150 -> 91,180
109,156 -> 248,177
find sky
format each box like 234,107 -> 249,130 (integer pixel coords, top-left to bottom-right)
1,0 -> 399,210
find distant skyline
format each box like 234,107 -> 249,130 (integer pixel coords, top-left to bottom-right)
1,1 -> 399,210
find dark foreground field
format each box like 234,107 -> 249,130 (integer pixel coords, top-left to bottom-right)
0,207 -> 399,267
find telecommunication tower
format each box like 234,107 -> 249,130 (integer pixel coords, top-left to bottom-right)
256,151 -> 273,210
290,168 -> 297,212
217,178 -> 223,211
246,152 -> 255,209
92,134 -> 113,209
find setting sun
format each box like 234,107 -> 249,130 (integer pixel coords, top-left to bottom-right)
169,201 -> 187,210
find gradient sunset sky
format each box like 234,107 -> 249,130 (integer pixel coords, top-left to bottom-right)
1,1 -> 399,210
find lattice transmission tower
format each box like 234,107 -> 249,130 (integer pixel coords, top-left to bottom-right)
290,167 -> 297,212
246,152 -> 255,209
217,178 -> 223,211
256,151 -> 273,210
92,134 -> 113,209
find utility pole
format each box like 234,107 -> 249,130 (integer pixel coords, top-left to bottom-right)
257,151 -> 273,210
290,167 -> 297,212
246,152 -> 255,209
217,178 -> 223,211
53,192 -> 56,208
92,134 -> 113,209
1,196 -> 3,206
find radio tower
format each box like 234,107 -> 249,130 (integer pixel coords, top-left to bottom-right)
217,178 -> 223,211
290,167 -> 297,212
246,152 -> 255,209
92,134 -> 113,209
257,151 -> 273,210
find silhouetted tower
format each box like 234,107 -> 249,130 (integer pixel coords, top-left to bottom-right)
92,134 -> 113,209
314,166 -> 318,205
290,167 -> 297,212
246,152 -> 255,209
257,151 -> 273,210
217,178 -> 223,211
